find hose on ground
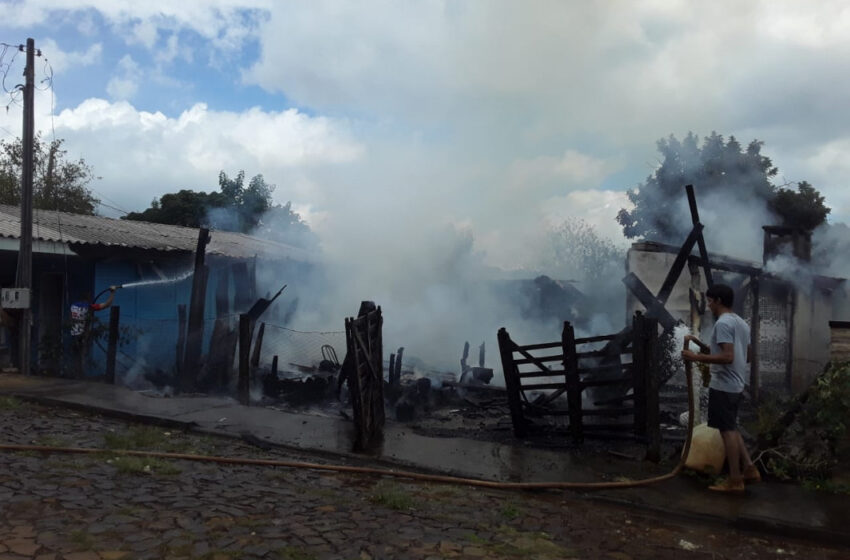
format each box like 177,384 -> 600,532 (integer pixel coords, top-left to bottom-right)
0,362 -> 695,490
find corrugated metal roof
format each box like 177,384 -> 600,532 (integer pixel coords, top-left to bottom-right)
0,204 -> 315,262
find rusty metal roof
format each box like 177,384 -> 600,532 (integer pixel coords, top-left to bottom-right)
0,204 -> 315,262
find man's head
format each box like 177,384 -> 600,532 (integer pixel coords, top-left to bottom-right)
705,284 -> 734,318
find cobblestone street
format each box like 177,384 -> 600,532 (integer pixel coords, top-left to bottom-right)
0,397 -> 844,559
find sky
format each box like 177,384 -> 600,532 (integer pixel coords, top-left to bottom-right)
1,1 -> 850,271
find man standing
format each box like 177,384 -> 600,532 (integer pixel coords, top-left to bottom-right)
682,283 -> 761,492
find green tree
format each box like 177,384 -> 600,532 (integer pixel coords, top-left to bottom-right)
0,135 -> 99,214
124,170 -> 319,249
123,189 -> 227,228
770,181 -> 831,231
617,132 -> 829,241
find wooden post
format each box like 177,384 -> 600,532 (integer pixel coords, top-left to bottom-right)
644,317 -> 661,462
15,39 -> 35,377
181,228 -> 211,393
105,306 -> 120,384
175,304 -> 187,375
271,355 -> 278,378
238,313 -> 251,405
750,278 -> 760,403
250,322 -> 265,368
632,313 -> 647,436
563,321 -> 582,443
498,327 -> 526,437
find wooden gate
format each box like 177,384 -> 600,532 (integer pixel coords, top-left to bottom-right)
345,305 -> 385,449
498,312 -> 660,458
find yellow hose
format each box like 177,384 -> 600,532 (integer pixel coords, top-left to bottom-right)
0,365 -> 695,490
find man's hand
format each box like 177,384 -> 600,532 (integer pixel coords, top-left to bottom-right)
109,285 -> 118,292
681,349 -> 700,362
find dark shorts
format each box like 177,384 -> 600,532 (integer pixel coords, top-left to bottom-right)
707,388 -> 741,432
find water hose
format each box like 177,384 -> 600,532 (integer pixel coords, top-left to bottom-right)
0,364 -> 695,490
93,285 -> 122,303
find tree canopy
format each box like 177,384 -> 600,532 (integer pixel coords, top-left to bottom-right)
124,170 -> 318,249
0,135 -> 99,215
616,132 -> 830,241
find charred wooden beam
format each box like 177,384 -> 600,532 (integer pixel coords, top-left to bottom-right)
181,228 -> 211,393
622,273 -> 678,332
685,184 -> 714,288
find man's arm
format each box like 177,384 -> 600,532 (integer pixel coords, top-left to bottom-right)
91,286 -> 117,311
682,342 -> 734,365
684,334 -> 709,353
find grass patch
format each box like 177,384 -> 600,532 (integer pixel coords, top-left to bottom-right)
486,526 -> 573,559
500,502 -> 523,520
369,481 -> 415,511
108,455 -> 182,476
69,529 -> 94,551
104,426 -> 177,450
35,435 -> 70,447
0,395 -> 23,410
802,478 -> 850,495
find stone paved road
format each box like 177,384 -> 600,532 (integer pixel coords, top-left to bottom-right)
0,396 -> 844,560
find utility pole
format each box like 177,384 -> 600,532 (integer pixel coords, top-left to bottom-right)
15,38 -> 36,376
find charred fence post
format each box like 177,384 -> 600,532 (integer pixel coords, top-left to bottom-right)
181,227 -> 211,393
251,322 -> 265,369
632,312 -> 647,437
562,321 -> 582,443
344,302 -> 385,450
105,306 -> 120,384
498,327 -> 526,437
238,313 -> 252,405
634,312 -> 661,462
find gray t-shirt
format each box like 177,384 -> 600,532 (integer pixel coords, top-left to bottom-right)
709,312 -> 751,393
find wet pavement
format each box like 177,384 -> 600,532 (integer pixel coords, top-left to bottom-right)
1,373 -> 849,559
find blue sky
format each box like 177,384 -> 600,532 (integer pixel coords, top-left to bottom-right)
2,0 -> 850,272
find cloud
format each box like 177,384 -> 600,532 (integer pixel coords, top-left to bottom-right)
0,1 -> 271,50
37,39 -> 102,73
106,55 -> 142,100
48,98 -> 363,212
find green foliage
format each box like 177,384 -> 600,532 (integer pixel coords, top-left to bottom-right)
771,181 -> 831,231
123,169 -> 319,249
123,189 -> 226,228
369,481 -> 415,510
617,132 -> 829,241
0,395 -> 22,410
753,362 -> 850,484
0,135 -> 99,214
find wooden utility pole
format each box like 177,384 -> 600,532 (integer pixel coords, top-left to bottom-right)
15,38 -> 36,376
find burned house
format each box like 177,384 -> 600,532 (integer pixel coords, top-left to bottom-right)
626,228 -> 847,395
0,204 -> 315,382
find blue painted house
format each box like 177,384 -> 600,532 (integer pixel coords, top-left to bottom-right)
0,204 -> 315,382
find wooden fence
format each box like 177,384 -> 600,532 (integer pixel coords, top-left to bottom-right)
498,312 -> 661,459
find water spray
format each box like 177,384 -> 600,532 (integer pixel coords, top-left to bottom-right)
93,271 -> 194,303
